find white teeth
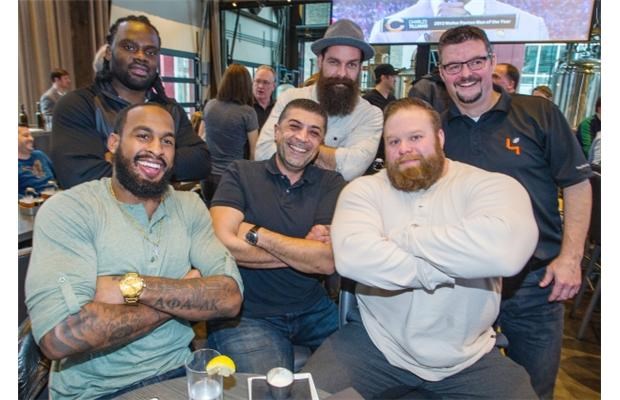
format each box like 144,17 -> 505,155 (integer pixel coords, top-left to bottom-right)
290,144 -> 307,153
137,160 -> 161,169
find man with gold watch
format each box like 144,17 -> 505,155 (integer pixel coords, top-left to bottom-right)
26,102 -> 243,400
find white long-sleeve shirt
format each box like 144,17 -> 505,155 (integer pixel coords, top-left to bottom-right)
331,160 -> 538,381
254,84 -> 383,181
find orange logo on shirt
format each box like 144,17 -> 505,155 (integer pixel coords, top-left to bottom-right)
505,137 -> 521,155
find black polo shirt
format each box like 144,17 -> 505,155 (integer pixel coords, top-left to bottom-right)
211,156 -> 346,317
442,89 -> 591,263
253,99 -> 275,131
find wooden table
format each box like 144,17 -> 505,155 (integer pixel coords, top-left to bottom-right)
115,373 -> 332,399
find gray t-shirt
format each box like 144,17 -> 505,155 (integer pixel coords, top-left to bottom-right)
204,99 -> 258,175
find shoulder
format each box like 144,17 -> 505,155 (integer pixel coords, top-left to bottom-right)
353,96 -> 384,120
31,150 -> 52,162
38,179 -> 106,220
278,86 -> 313,104
447,160 -> 526,194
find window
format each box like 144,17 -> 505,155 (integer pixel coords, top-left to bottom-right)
159,49 -> 200,116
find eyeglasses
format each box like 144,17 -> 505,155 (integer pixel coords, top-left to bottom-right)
440,55 -> 491,75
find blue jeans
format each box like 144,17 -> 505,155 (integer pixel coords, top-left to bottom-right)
207,295 -> 338,375
303,307 -> 536,399
95,365 -> 185,399
499,266 -> 564,400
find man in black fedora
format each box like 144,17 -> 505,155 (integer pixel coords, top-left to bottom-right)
255,19 -> 383,181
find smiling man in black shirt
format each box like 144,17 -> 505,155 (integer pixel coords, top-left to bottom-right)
437,25 -> 591,400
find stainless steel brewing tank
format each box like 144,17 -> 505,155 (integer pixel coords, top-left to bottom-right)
551,58 -> 600,130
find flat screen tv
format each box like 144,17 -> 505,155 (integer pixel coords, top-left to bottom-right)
331,0 -> 595,44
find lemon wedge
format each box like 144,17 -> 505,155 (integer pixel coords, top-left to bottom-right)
206,355 -> 236,377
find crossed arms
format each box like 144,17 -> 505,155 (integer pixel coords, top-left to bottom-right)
210,206 -> 335,275
39,270 -> 242,360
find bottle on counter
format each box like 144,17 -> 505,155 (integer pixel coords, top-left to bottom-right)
19,104 -> 29,126
35,102 -> 45,129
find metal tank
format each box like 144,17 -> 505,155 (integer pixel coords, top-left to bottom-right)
551,57 -> 600,131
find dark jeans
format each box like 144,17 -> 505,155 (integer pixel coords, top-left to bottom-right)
303,307 -> 536,399
95,365 -> 185,400
499,266 -> 564,400
207,295 -> 338,375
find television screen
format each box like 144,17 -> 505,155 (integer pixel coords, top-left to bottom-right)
331,0 -> 595,44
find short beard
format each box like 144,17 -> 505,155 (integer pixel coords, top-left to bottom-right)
114,150 -> 172,199
386,142 -> 445,192
316,74 -> 360,116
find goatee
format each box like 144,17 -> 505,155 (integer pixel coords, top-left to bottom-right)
114,150 -> 172,199
386,142 -> 445,192
316,74 -> 360,116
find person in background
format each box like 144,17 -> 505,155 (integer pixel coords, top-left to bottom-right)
190,110 -> 205,141
532,85 -> 553,101
493,62 -> 520,94
209,99 -> 346,374
202,63 -> 259,205
408,68 -> 451,113
40,68 -> 71,117
253,65 -> 277,131
92,44 -> 108,74
304,98 -> 538,399
362,63 -> 400,174
577,96 -> 601,157
255,19 -> 383,181
25,103 -> 243,400
363,63 -> 399,112
437,25 -> 592,399
50,15 -> 210,189
18,124 -> 55,198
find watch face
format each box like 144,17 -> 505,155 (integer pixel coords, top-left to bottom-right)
121,274 -> 144,298
245,229 -> 258,246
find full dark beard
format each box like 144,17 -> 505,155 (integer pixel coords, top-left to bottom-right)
386,143 -> 445,192
111,54 -> 157,91
316,75 -> 360,116
114,150 -> 172,199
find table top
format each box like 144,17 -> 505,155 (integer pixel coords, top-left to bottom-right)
115,373 -> 332,400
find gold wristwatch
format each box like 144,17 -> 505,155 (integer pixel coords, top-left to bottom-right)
119,272 -> 145,304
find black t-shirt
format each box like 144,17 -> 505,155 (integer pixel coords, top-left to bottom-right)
253,99 -> 275,131
443,90 -> 592,262
211,156 -> 346,317
362,88 -> 395,112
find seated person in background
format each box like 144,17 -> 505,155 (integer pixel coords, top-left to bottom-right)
51,15 -> 210,189
255,19 -> 383,181
303,98 -> 539,399
532,85 -> 553,101
18,124 -> 55,198
493,62 -> 520,93
25,103 -> 243,399
209,99 -> 346,374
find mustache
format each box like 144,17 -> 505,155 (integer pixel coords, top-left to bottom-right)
321,76 -> 357,88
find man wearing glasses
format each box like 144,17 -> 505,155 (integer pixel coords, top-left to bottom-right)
252,65 -> 277,131
438,25 -> 592,399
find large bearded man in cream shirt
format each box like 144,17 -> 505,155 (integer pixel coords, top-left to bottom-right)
303,98 -> 539,399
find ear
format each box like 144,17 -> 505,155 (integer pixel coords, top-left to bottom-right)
107,132 -> 120,154
437,128 -> 445,149
273,124 -> 281,143
317,54 -> 324,70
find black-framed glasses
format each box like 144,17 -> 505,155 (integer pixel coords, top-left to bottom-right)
441,55 -> 492,75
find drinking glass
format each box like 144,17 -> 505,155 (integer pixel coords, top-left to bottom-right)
185,349 -> 223,400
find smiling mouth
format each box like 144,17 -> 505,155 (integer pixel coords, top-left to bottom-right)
288,143 -> 309,155
136,158 -> 165,179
